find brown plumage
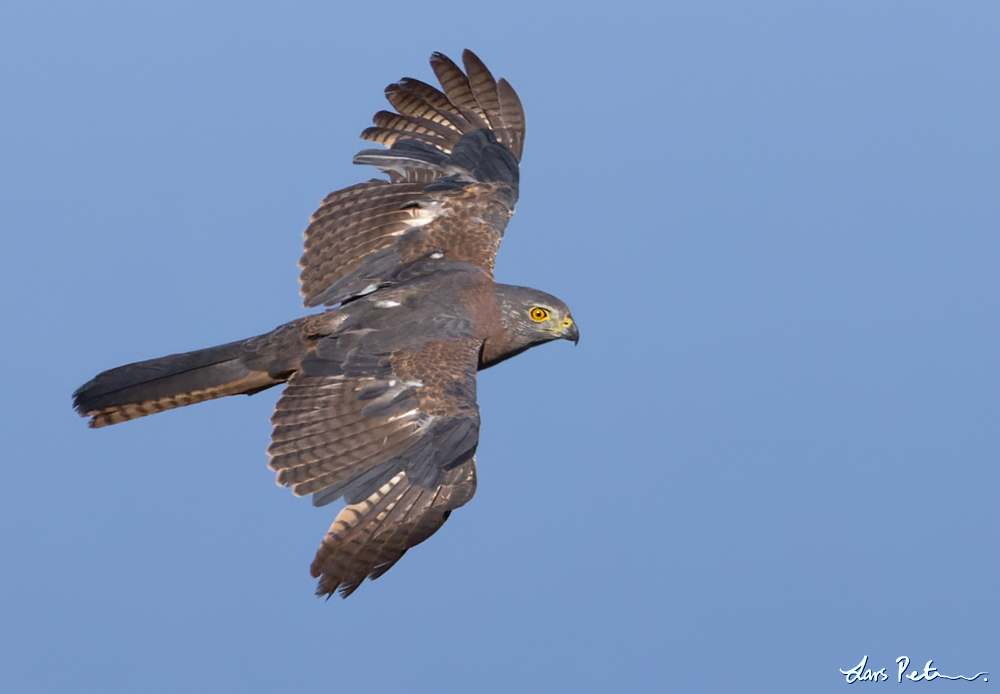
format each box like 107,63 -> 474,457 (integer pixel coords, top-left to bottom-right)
73,50 -> 578,598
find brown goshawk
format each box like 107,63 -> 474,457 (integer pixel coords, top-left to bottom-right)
74,50 -> 578,598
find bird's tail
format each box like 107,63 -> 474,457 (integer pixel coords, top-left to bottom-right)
73,326 -> 304,428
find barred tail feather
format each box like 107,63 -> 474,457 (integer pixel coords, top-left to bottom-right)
73,339 -> 285,428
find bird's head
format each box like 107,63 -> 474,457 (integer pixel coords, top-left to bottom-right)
484,284 -> 578,367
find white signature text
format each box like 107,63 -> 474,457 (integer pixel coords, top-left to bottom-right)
840,655 -> 987,683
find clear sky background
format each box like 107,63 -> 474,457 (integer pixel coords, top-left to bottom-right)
2,2 -> 997,692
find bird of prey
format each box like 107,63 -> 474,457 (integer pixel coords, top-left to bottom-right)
73,50 -> 578,598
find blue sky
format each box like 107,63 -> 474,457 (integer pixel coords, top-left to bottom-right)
3,2 -> 997,692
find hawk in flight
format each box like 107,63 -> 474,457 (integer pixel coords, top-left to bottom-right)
74,50 -> 578,598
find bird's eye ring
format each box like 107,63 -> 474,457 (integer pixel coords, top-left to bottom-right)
529,307 -> 550,322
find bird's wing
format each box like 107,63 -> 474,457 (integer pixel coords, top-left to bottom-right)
299,50 -> 525,307
267,333 -> 482,597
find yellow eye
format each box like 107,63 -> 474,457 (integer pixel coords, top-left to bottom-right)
529,307 -> 550,322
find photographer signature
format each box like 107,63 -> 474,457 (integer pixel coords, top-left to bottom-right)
840,655 -> 988,683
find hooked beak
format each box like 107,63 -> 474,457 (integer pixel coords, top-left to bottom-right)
559,316 -> 579,345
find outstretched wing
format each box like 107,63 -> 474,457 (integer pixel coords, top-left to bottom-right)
309,460 -> 477,598
267,334 -> 482,597
299,50 -> 525,308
